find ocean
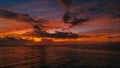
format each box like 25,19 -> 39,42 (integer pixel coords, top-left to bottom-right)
0,45 -> 120,68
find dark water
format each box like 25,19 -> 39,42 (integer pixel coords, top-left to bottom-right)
0,45 -> 120,68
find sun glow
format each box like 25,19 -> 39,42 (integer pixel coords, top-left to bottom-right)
0,31 -> 120,44
21,36 -> 42,42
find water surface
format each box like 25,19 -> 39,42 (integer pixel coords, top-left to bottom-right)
0,45 -> 120,68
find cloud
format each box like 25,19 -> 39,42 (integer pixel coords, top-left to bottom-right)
107,36 -> 120,39
0,0 -> 120,39
0,36 -> 30,45
63,11 -> 89,26
57,0 -> 90,26
0,9 -> 49,33
0,9 -> 48,24
58,0 -> 73,9
33,25 -> 79,38
0,9 -> 17,19
79,35 -> 91,38
0,9 -> 79,38
0,18 -> 32,32
60,0 -> 120,26
112,14 -> 120,19
70,15 -> 120,34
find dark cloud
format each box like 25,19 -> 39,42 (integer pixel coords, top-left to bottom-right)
63,11 -> 89,26
62,0 -> 120,26
115,15 -> 120,18
79,35 -> 91,38
32,25 -> 79,38
0,9 -> 48,24
0,36 -> 30,45
107,36 -> 120,39
0,9 -> 17,19
58,0 -> 73,9
112,14 -> 120,19
58,0 -> 89,26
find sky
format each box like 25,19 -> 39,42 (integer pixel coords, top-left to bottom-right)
0,0 -> 120,44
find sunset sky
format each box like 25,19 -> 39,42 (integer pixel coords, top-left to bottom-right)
0,0 -> 120,44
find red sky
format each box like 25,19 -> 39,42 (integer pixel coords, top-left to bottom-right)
0,0 -> 120,44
